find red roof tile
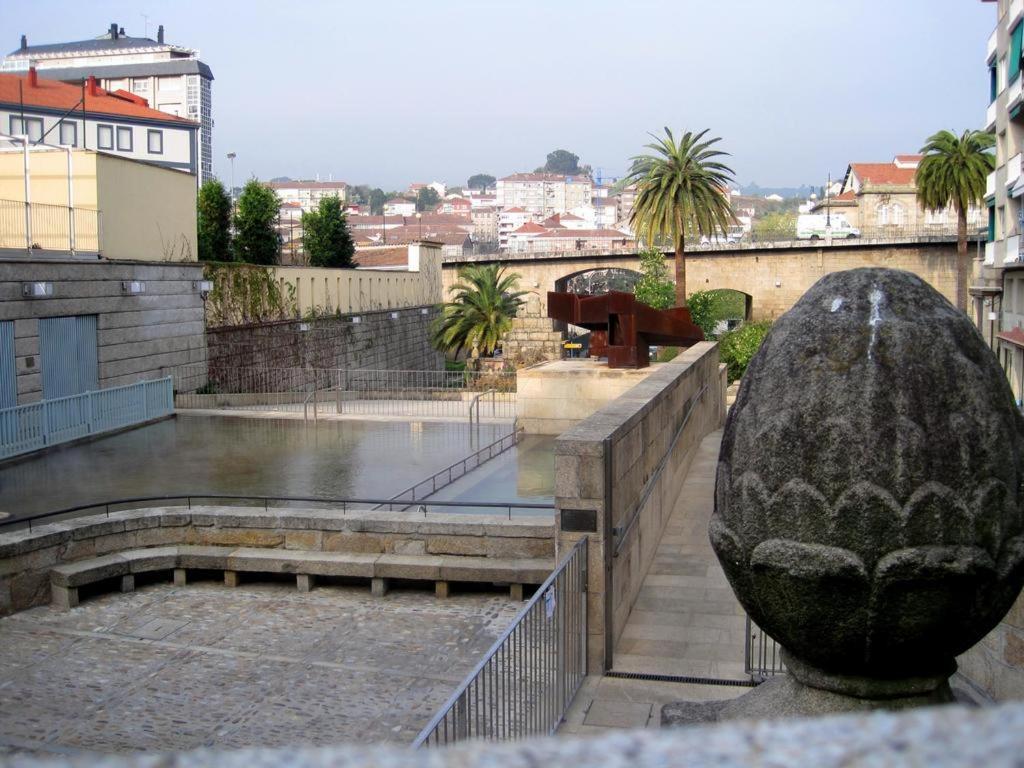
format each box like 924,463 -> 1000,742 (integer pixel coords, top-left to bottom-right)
511,222 -> 548,235
355,247 -> 408,268
998,327 -> 1024,348
0,72 -> 195,125
849,162 -> 917,188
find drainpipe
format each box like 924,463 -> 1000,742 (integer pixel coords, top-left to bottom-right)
20,135 -> 30,254
65,145 -> 75,254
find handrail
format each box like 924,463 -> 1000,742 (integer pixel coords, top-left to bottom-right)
0,493 -> 557,532
612,382 -> 709,556
302,385 -> 319,422
382,428 -> 523,510
468,388 -> 496,426
412,536 -> 588,747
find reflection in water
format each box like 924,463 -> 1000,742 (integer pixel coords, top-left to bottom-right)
430,436 -> 555,513
0,414 -> 508,520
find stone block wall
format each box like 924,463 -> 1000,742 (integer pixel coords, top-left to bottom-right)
553,342 -> 726,671
0,258 -> 207,404
0,505 -> 556,616
958,592 -> 1024,701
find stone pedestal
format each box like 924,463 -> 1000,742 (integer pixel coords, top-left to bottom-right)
516,359 -> 660,435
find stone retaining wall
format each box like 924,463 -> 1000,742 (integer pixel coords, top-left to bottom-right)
0,506 -> 555,615
554,342 -> 726,671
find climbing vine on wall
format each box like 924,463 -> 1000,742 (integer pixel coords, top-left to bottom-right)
202,262 -> 298,327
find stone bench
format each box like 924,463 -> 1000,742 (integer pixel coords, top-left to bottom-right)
49,545 -> 553,609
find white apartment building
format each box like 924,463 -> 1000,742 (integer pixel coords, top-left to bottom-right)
984,0 -> 1024,402
266,180 -> 348,212
384,198 -> 416,217
3,23 -> 214,183
498,207 -> 535,250
0,70 -> 198,175
496,173 -> 593,216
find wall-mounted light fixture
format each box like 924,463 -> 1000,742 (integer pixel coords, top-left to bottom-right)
193,279 -> 213,299
298,322 -> 310,332
420,308 -> 429,315
350,316 -> 362,324
390,311 -> 399,319
121,280 -> 146,295
21,281 -> 53,298
775,279 -> 782,288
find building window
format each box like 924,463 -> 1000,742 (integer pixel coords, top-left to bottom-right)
132,77 -> 150,94
147,129 -> 163,154
9,115 -> 43,142
116,126 -> 132,151
58,121 -> 77,147
97,124 -> 114,150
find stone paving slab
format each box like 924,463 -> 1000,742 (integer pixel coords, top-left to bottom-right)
0,580 -> 520,756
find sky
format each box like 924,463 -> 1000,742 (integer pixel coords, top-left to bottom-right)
1,0 -> 996,191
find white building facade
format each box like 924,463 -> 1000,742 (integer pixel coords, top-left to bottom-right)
2,23 -> 214,183
266,180 -> 348,212
496,173 -> 593,216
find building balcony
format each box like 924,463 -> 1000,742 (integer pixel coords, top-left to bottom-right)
0,199 -> 101,256
987,100 -> 998,132
987,170 -> 997,199
1011,75 -> 1024,111
1009,154 -> 1023,188
986,241 -> 997,265
1013,0 -> 1024,30
1007,234 -> 1023,264
989,24 -> 999,62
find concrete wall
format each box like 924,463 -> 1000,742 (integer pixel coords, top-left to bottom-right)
0,505 -> 556,615
553,342 -> 726,671
442,240 -> 960,323
202,306 -> 443,380
0,258 -> 207,404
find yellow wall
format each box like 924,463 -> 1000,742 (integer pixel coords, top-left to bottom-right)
274,244 -> 442,314
0,148 -> 196,261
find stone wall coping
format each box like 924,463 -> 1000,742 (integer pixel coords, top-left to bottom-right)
0,505 -> 556,558
5,701 -> 1021,767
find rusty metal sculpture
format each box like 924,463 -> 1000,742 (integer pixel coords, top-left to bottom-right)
547,291 -> 704,368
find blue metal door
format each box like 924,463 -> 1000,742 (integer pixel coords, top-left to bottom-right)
39,315 -> 99,400
0,321 -> 15,409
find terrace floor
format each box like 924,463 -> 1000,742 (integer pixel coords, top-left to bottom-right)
0,580 -> 520,757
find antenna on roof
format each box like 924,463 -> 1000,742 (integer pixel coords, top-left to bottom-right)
141,13 -> 149,38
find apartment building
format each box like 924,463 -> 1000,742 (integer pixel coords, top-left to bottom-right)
495,173 -> 593,216
3,23 -> 214,183
0,70 -> 198,176
983,0 -> 1024,398
266,180 -> 348,212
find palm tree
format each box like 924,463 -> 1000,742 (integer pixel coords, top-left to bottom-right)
917,129 -> 995,311
432,264 -> 527,359
624,128 -> 736,307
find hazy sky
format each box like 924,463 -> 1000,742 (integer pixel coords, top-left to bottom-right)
3,1 -> 995,190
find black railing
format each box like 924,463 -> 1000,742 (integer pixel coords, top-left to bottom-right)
0,493 -> 557,532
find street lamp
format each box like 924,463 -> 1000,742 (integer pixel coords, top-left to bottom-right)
226,152 -> 237,208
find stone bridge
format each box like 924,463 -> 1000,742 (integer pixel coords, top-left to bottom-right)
443,237 -> 961,323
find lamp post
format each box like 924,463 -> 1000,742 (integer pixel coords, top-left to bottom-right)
226,152 -> 236,211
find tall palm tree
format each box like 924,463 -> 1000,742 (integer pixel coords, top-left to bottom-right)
432,264 -> 527,359
624,128 -> 736,307
917,129 -> 995,311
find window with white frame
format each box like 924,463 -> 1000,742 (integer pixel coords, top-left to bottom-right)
58,120 -> 77,147
147,129 -> 163,154
131,78 -> 150,94
9,115 -> 43,142
926,207 -> 947,225
116,126 -> 132,151
876,203 -> 889,225
891,204 -> 905,226
97,124 -> 114,150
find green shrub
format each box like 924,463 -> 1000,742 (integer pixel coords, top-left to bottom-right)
655,346 -> 681,363
719,321 -> 772,381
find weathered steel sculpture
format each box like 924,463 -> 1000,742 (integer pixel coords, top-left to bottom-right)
547,290 -> 704,368
667,267 -> 1024,722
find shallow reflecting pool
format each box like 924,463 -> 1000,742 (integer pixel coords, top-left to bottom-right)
0,414 -> 511,521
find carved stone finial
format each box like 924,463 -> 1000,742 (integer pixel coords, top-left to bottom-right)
711,268 -> 1024,705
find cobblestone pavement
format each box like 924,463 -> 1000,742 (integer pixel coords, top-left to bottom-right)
0,580 -> 520,756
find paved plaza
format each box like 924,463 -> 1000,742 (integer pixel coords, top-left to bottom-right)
0,579 -> 520,756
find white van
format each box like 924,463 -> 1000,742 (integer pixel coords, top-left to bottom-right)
796,214 -> 860,240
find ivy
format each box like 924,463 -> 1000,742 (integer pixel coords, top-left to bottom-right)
202,262 -> 298,327
719,321 -> 772,382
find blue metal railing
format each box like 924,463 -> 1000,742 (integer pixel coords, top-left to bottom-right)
0,377 -> 173,461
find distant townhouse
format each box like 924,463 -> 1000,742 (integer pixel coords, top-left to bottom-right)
498,207 -> 536,250
266,180 -> 348,212
3,23 -> 214,183
541,213 -> 587,230
496,172 -> 593,216
354,226 -> 469,259
471,206 -> 498,243
383,198 -> 416,217
0,69 -> 198,175
529,228 -> 633,254
435,196 -> 471,215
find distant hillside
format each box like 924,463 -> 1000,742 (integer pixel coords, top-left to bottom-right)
740,183 -> 817,199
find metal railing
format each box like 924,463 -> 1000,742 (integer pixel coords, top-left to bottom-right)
170,366 -> 517,421
745,615 -> 786,681
412,537 -> 588,747
0,493 -> 557,533
0,378 -> 173,461
682,226 -> 983,250
385,429 -> 522,507
0,198 -> 101,254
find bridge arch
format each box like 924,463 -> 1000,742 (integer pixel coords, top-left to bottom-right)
554,267 -> 642,295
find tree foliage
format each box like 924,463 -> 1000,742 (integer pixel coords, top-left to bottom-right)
197,179 -> 232,262
544,149 -> 581,175
468,174 -> 496,191
233,180 -> 281,265
431,264 -> 527,358
753,211 -> 796,240
416,187 -> 441,212
719,321 -> 772,382
369,188 -> 387,215
302,196 -> 357,268
917,129 -> 995,310
632,249 -> 675,309
624,128 -> 736,306
686,289 -> 747,338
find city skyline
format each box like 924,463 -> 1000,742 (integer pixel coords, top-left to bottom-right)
5,1 -> 992,190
